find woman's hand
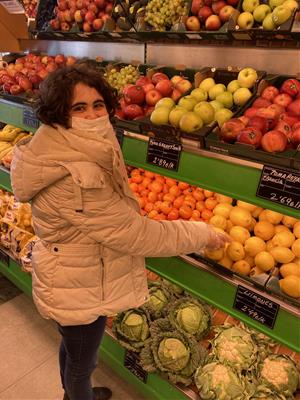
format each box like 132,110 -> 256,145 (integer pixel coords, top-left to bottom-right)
205,226 -> 232,251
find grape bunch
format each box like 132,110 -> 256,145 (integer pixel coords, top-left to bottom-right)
104,65 -> 140,94
145,0 -> 188,31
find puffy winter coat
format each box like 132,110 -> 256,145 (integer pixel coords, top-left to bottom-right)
11,120 -> 213,326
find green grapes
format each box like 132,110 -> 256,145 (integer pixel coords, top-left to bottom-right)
104,64 -> 140,94
145,0 -> 188,30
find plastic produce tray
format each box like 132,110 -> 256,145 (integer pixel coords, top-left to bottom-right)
266,272 -> 300,308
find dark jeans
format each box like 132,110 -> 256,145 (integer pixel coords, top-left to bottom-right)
57,316 -> 107,400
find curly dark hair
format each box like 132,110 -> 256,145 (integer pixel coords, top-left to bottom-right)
35,62 -> 118,128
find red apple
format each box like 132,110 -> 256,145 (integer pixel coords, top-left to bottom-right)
171,88 -> 182,102
144,106 -> 155,116
237,127 -> 262,148
61,22 -> 71,31
124,85 -> 145,105
219,5 -> 235,22
80,8 -> 88,18
280,79 -> 300,98
145,89 -> 163,106
66,56 -> 77,66
275,120 -> 291,136
142,83 -> 155,93
151,72 -> 169,85
115,108 -> 125,120
292,121 -> 300,131
186,16 -> 201,30
9,84 -> 23,95
136,76 -> 152,86
267,104 -> 285,117
220,118 -> 244,142
57,0 -> 68,10
291,127 -> 300,146
18,77 -> 32,91
85,10 -> 96,22
63,9 -> 73,22
170,75 -> 184,86
205,14 -> 221,30
261,130 -> 287,152
28,74 -> 42,88
68,0 -> 76,9
252,97 -> 272,108
274,93 -> 293,108
46,63 -> 58,73
2,83 -> 13,93
105,3 -> 113,14
261,86 -> 279,102
93,18 -> 103,30
198,6 -> 213,22
37,69 -> 49,79
175,79 -> 192,94
54,54 -> 65,64
155,79 -> 173,96
50,18 -> 60,29
94,0 -> 105,9
212,0 -> 226,14
83,0 -> 90,8
74,9 -> 83,22
247,116 -> 269,133
88,3 -> 98,13
76,0 -> 84,8
124,104 -> 144,120
244,107 -> 258,118
287,99 -> 300,118
238,116 -> 249,126
279,112 -> 298,127
191,0 -> 204,15
227,0 -> 239,5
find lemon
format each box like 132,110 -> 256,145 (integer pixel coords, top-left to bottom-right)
264,210 -> 283,225
259,210 -> 268,221
270,247 -> 295,264
274,225 -> 290,234
254,251 -> 275,272
236,200 -> 257,213
244,237 -> 266,257
219,255 -> 233,269
250,266 -> 265,277
279,275 -> 300,298
254,221 -> 275,241
226,220 -> 234,233
280,263 -> 300,278
291,239 -> 300,257
246,217 -> 256,232
266,240 -> 275,252
272,231 -> 295,248
244,255 -> 255,268
294,257 -> 300,266
210,215 -> 227,230
229,226 -> 250,244
215,194 -> 233,204
232,260 -> 251,276
293,221 -> 300,239
229,207 -> 252,228
227,241 -> 245,261
282,216 -> 298,228
213,203 -> 233,219
252,207 -> 264,219
205,248 -> 224,261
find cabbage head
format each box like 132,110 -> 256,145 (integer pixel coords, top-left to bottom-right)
194,361 -> 248,400
140,329 -> 205,386
166,296 -> 211,340
161,278 -> 184,297
210,325 -> 259,374
258,354 -> 300,398
112,308 -> 150,352
143,281 -> 172,319
250,384 -> 287,400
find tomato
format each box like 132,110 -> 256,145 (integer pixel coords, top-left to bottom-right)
144,171 -> 155,179
173,196 -> 185,209
137,184 -> 147,193
183,188 -> 193,195
129,182 -> 138,192
196,201 -> 205,212
131,174 -> 143,184
162,184 -> 169,194
157,193 -> 164,201
148,191 -> 158,203
179,205 -> 193,219
192,210 -> 201,219
204,190 -> 214,198
148,210 -> 158,219
144,202 -> 154,213
183,200 -> 195,210
167,208 -> 179,220
142,177 -> 152,188
131,169 -> 141,176
138,197 -> 146,209
169,185 -> 181,197
154,174 -> 165,184
160,201 -> 173,215
205,197 -> 218,210
166,178 -> 177,187
192,189 -> 205,201
153,213 -> 167,221
140,189 -> 150,197
178,181 -> 190,190
153,201 -> 163,212
184,194 -> 196,204
201,208 -> 213,220
163,193 -> 175,203
149,181 -> 163,193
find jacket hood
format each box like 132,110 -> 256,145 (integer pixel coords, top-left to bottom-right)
11,122 -> 118,202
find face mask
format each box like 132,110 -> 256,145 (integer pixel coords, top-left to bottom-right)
71,115 -> 111,132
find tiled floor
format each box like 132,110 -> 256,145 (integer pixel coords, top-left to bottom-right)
0,278 -> 145,400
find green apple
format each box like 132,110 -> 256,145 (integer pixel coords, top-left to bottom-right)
237,67 -> 258,89
216,91 -> 233,109
179,112 -> 203,133
263,12 -> 277,29
150,107 -> 171,125
209,100 -> 224,112
253,4 -> 271,21
155,97 -> 175,109
209,83 -> 226,100
215,108 -> 234,128
283,0 -> 299,11
178,96 -> 198,111
242,0 -> 259,12
199,77 -> 216,92
272,5 -> 291,25
269,0 -> 285,9
237,11 -> 255,29
194,102 -> 215,124
169,106 -> 188,128
190,88 -> 208,102
227,80 -> 240,93
233,87 -> 252,106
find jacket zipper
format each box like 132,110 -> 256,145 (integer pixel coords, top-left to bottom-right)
100,257 -> 105,301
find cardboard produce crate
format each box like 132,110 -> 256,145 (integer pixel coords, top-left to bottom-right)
0,1 -> 29,51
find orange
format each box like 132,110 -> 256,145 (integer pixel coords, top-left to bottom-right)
153,201 -> 163,212
178,181 -> 190,190
149,181 -> 163,193
196,201 -> 205,213
167,208 -> 179,220
148,210 -> 158,219
131,174 -> 143,184
179,205 -> 193,219
144,171 -> 155,179
205,197 -> 218,210
173,196 -> 185,209
148,191 -> 158,203
129,182 -> 138,192
163,193 -> 175,203
192,189 -> 205,201
161,201 -> 173,215
204,190 -> 214,198
144,202 -> 154,213
169,185 -> 181,197
201,209 -> 213,220
166,178 -> 177,187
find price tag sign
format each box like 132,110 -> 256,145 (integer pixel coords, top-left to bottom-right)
0,249 -> 10,267
115,127 -> 124,148
23,107 -> 39,130
256,166 -> 300,210
147,137 -> 182,171
234,285 -> 279,329
124,350 -> 148,383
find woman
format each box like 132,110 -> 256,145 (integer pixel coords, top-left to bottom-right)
11,63 -> 229,400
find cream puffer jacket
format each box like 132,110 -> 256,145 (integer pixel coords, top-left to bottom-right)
11,119 -> 213,326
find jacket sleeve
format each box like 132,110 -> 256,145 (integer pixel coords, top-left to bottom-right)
57,181 -> 213,258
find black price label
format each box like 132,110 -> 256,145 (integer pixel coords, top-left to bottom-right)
124,349 -> 148,383
256,166 -> 300,210
234,285 -> 279,329
23,107 -> 39,130
147,137 -> 182,171
0,249 -> 10,267
115,127 -> 124,148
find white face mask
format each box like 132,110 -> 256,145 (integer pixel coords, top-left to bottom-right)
71,115 -> 111,132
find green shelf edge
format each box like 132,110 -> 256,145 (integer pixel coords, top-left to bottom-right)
0,258 -> 32,297
0,99 -> 38,133
122,136 -> 300,219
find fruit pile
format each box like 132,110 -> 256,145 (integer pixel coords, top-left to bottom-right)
219,78 -> 300,151
20,0 -> 38,18
0,125 -> 32,169
236,0 -> 298,30
49,0 -> 114,32
145,0 -> 188,30
104,64 -> 140,95
0,53 -> 76,96
116,72 -> 192,121
150,67 -> 259,133
186,0 -> 239,31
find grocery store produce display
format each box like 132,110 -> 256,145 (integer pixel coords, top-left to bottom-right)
0,125 -> 32,168
20,0 -> 39,18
